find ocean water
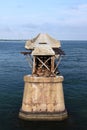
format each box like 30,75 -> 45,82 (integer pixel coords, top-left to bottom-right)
0,40 -> 87,130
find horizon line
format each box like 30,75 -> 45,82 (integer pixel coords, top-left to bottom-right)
0,39 -> 87,41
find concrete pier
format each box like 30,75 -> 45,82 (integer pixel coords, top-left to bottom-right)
19,75 -> 67,120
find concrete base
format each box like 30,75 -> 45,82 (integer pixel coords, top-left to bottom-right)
19,75 -> 68,121
19,110 -> 68,121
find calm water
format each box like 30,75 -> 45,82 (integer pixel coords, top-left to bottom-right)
0,40 -> 87,130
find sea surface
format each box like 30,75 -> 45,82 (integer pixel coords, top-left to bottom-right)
0,40 -> 87,130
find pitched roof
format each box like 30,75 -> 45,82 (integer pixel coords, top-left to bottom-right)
25,33 -> 61,49
32,44 -> 55,56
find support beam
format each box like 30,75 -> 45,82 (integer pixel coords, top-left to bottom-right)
53,56 -> 61,73
37,57 -> 50,71
32,56 -> 36,74
40,57 -> 51,69
51,56 -> 55,73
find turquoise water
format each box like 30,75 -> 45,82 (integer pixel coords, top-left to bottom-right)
0,40 -> 87,130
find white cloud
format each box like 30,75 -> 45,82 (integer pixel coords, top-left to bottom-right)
0,2 -> 87,40
60,4 -> 87,26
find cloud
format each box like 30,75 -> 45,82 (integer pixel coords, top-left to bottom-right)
0,25 -> 12,33
60,4 -> 87,26
0,3 -> 87,40
21,23 -> 39,30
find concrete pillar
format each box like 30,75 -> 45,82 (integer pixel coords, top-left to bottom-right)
19,75 -> 68,120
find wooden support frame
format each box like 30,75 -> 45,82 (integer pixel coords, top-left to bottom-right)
26,54 -> 33,67
32,56 -> 36,74
32,56 -> 57,76
51,56 -> 55,73
53,55 -> 61,73
36,57 -> 50,71
39,57 -> 51,69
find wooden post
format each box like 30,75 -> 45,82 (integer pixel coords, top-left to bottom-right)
32,56 -> 36,74
51,56 -> 55,73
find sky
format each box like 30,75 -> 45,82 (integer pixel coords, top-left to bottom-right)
0,0 -> 87,40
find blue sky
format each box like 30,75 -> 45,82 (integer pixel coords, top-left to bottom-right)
0,0 -> 87,40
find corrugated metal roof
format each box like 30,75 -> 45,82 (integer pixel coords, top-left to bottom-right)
25,33 -> 61,49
